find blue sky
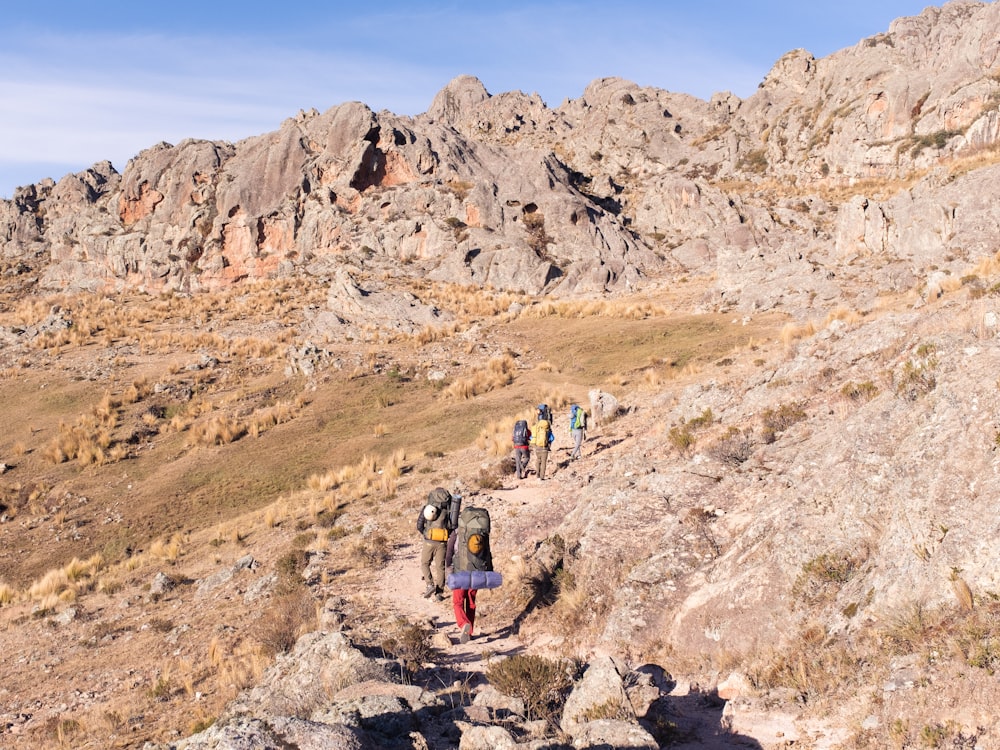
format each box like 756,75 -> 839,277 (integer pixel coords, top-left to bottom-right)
1,1 -> 936,199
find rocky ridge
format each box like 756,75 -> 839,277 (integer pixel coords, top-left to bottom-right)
3,3 -> 1000,321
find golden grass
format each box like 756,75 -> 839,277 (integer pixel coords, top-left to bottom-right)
246,399 -> 298,438
710,141 -> 1000,205
441,354 -> 518,400
517,298 -> 668,321
25,553 -> 106,601
218,643 -> 271,698
149,534 -> 184,563
780,320 -> 818,349
968,250 -> 1000,278
476,416 -> 522,457
187,415 -> 247,447
823,306 -> 863,326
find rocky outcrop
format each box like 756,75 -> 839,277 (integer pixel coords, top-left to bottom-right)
3,3 -> 1000,321
158,626 -> 676,750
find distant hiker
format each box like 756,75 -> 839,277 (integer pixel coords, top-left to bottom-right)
531,407 -> 554,480
446,505 -> 493,643
569,403 -> 587,460
512,419 -> 532,479
416,487 -> 458,601
537,403 -> 553,425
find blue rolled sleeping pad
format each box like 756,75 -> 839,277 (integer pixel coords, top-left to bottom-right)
446,570 -> 503,590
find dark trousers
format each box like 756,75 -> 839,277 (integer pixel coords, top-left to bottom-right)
514,447 -> 530,478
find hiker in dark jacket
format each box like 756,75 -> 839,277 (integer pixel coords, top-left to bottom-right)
416,487 -> 453,601
513,422 -> 532,479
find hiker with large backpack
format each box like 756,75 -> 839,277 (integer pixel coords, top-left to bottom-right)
512,419 -> 532,480
445,504 -> 494,643
531,405 -> 555,480
569,403 -> 588,460
416,487 -> 460,601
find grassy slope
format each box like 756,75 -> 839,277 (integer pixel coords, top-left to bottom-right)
0,283 -> 784,588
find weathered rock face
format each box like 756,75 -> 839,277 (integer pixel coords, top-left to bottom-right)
3,2 -> 1000,324
550,299 -> 1000,683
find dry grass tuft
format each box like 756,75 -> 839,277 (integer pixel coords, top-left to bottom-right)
149,534 -> 184,563
780,320 -> 817,350
187,415 -> 247,447
441,354 -> 518,400
0,581 -> 15,605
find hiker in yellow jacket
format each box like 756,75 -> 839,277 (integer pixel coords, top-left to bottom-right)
531,406 -> 553,480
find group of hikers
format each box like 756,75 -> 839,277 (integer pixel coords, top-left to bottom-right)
513,402 -> 588,480
416,402 -> 588,643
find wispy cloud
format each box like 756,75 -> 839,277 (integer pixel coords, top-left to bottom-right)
0,1 -> 931,198
0,30 -> 445,195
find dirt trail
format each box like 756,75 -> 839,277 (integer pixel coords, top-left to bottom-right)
377,471 -> 556,664
374,443 -> 784,748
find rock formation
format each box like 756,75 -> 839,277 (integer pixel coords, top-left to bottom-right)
2,2 -> 998,326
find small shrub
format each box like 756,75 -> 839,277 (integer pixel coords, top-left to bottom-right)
350,532 -> 391,567
276,547 -> 309,590
895,357 -> 937,400
667,424 -> 696,451
760,402 -> 806,435
148,674 -> 174,700
667,408 -> 713,452
581,697 -> 633,721
255,590 -> 316,655
706,426 -> 757,466
841,380 -> 879,402
476,461 -> 508,490
485,653 -> 574,723
792,550 -> 867,606
738,148 -> 768,173
382,619 -> 436,675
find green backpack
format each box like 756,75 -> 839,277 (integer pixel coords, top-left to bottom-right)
454,506 -> 492,572
423,487 -> 453,542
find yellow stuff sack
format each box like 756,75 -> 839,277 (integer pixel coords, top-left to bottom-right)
427,527 -> 448,542
467,533 -> 484,555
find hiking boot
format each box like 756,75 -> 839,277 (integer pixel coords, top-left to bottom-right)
460,623 -> 472,643
433,592 -> 446,602
422,583 -> 436,598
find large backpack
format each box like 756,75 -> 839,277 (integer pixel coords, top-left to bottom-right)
531,419 -> 551,447
570,406 -> 587,430
537,404 -> 553,424
423,488 -> 453,542
454,506 -> 492,573
512,419 -> 529,446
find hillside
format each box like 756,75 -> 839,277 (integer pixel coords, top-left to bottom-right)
3,2 -> 1000,748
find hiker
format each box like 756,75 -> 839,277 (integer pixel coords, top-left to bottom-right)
446,505 -> 493,643
512,419 -> 531,479
416,487 -> 455,601
569,403 -> 587,460
531,406 -> 554,480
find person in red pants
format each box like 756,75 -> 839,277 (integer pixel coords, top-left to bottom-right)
445,507 -> 493,643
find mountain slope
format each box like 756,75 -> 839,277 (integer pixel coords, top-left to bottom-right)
3,2 -> 1000,748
